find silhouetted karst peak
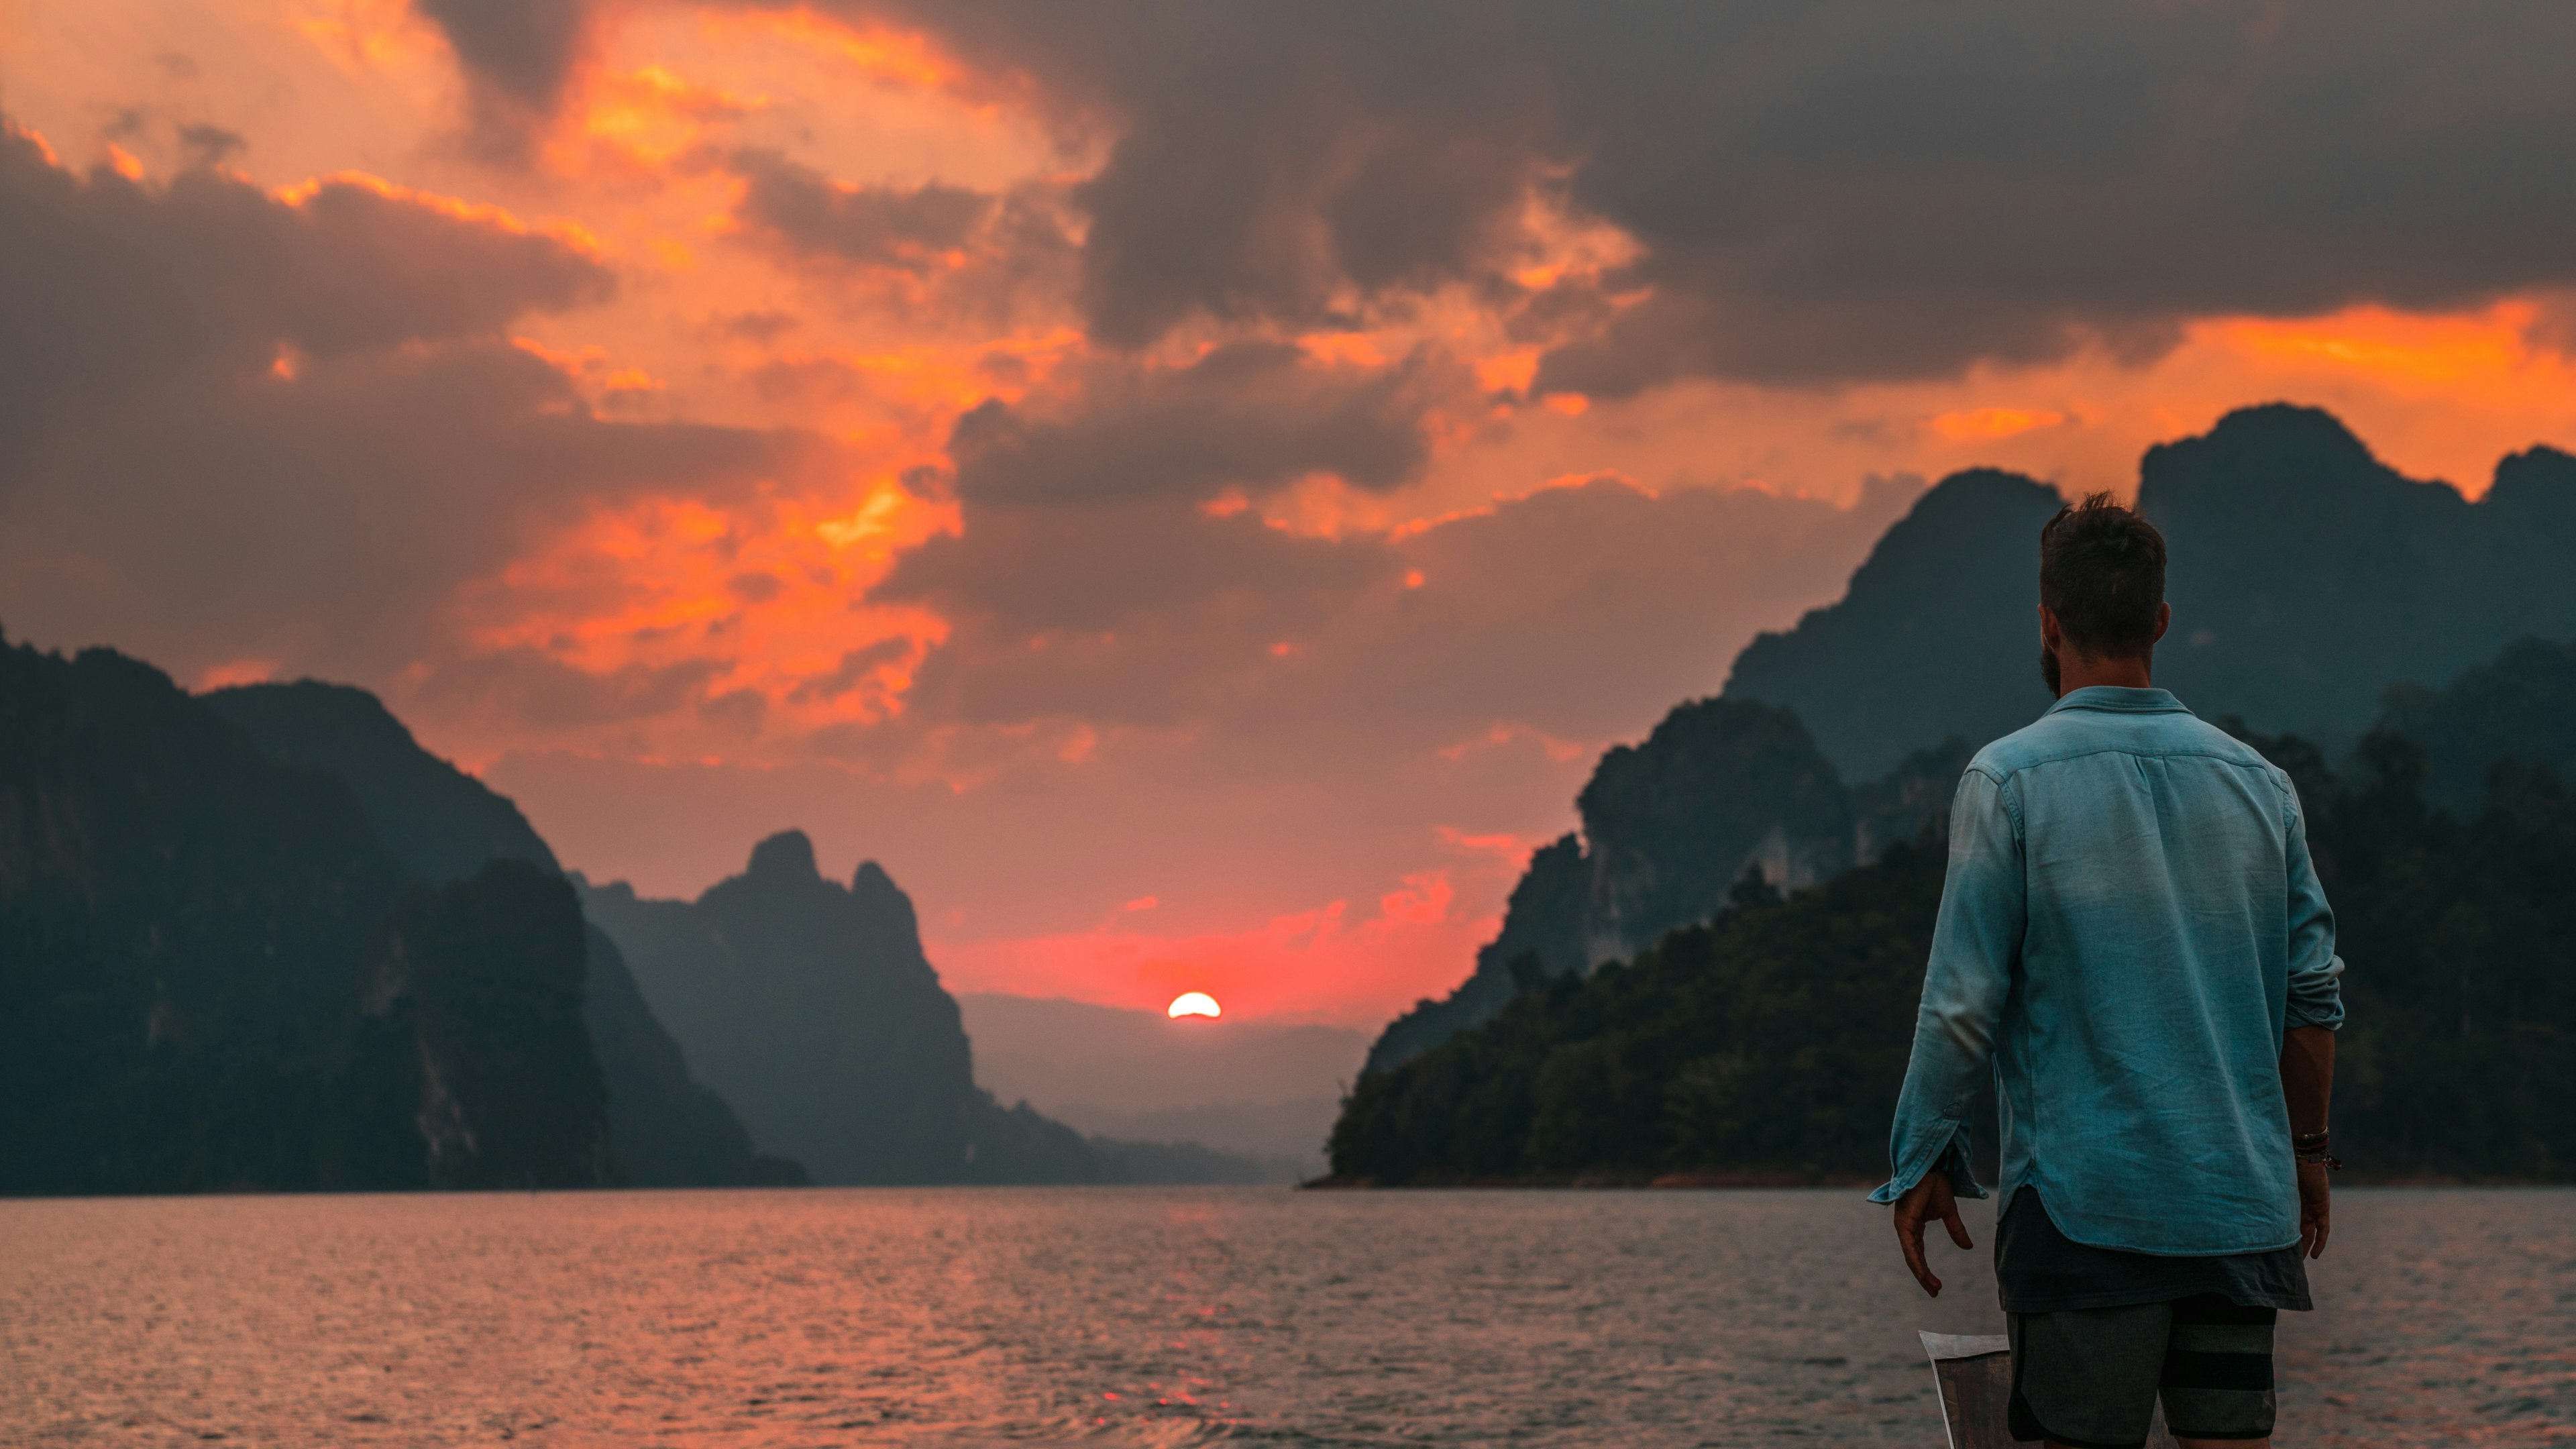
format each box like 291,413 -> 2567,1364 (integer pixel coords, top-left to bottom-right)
2143,405 -> 2576,741
1721,466 -> 2066,778
2158,401 -> 2381,486
747,828 -> 820,882
1368,405 -> 2576,1081
1361,698 -> 1960,1075
1720,406 -> 2576,776
2487,444 -> 2576,525
851,857 -> 901,902
203,679 -> 559,888
582,840 -> 1113,1183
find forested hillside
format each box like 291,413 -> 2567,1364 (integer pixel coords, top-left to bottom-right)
1364,704 -> 1967,1077
1332,848 -> 1944,1185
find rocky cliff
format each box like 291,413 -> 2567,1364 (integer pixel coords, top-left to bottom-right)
580,834 -> 1150,1184
0,639 -> 612,1193
1363,698 -> 1940,1076
206,678 -> 802,1188
1723,468 -> 2067,780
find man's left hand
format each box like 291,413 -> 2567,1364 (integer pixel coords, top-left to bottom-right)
1891,1172 -> 1974,1297
2296,1159 -> 2332,1259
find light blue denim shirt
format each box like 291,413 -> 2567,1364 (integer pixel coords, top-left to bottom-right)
1870,686 -> 2345,1256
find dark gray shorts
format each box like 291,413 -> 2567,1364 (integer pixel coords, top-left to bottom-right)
2008,1292 -> 2276,1447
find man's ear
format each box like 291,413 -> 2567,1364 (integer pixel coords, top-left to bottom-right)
2039,602 -> 2063,653
2152,601 -> 2171,646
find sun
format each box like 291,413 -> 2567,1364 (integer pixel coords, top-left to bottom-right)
1167,991 -> 1222,1019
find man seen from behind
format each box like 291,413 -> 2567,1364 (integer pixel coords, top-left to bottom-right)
1874,494 -> 2344,1449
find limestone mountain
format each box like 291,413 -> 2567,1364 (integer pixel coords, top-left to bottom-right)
0,639 -> 609,1193
206,680 -> 801,1188
201,681 -> 559,883
579,835 -> 1148,1184
1723,468 -> 2068,780
1725,406 -> 2576,779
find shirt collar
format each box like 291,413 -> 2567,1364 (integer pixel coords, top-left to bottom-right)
2044,685 -> 2191,716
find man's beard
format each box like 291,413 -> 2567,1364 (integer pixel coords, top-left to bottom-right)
2040,643 -> 2061,696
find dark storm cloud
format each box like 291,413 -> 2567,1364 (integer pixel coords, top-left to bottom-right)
724,150 -> 1079,325
413,647 -> 729,727
430,0 -> 2576,387
0,115 -> 801,681
874,497 -> 1395,726
882,498 -> 1391,642
413,0 -> 604,156
175,123 -> 247,168
947,342 -> 1456,506
835,1 -> 1551,349
868,473 -> 1919,745
731,148 -> 994,268
416,0 -> 596,105
859,0 -> 2576,389
0,121 -> 609,481
7,336 -> 792,677
787,638 -> 913,706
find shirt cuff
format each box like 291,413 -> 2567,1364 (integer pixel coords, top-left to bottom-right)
1866,1119 -> 1989,1204
2284,999 -> 2345,1031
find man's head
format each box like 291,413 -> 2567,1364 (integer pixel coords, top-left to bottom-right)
2037,493 -> 2169,696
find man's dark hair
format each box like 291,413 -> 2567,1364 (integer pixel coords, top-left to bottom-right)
2039,492 -> 2166,658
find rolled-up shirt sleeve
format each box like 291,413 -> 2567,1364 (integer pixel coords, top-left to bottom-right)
2281,781 -> 2346,1032
1869,767 -> 2023,1205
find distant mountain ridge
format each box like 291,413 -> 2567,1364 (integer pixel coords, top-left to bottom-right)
580,838 -> 1289,1184
578,835 -> 995,1185
955,992 -> 1368,1175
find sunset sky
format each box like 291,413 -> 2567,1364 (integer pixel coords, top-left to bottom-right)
7,1 -> 2575,1024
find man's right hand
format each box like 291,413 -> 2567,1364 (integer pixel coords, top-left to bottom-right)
1892,1172 -> 1974,1296
2296,1159 -> 2331,1259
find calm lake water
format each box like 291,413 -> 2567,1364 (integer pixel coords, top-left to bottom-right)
3,1187 -> 2570,1446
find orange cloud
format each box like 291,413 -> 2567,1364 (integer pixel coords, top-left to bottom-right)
570,64 -> 767,169
2201,303 -> 2551,391
293,0 -> 443,72
701,7 -> 965,95
272,172 -> 602,256
1930,406 -> 2065,441
195,657 -> 280,690
457,471 -> 958,748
